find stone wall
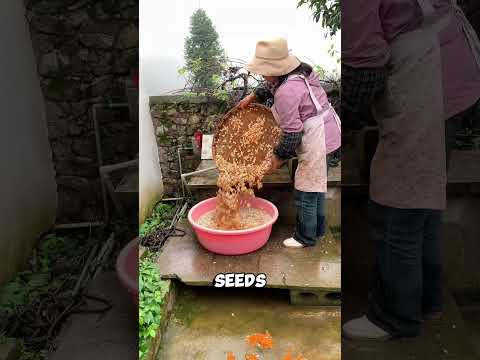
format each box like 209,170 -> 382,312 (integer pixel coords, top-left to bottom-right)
26,0 -> 139,223
149,96 -> 228,195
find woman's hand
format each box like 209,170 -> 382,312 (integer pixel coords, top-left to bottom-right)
266,155 -> 284,175
237,93 -> 256,109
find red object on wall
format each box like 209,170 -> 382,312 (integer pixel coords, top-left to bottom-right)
194,130 -> 203,150
131,70 -> 139,88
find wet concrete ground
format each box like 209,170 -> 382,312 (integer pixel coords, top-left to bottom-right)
342,288 -> 478,360
461,305 -> 480,358
455,293 -> 480,358
341,194 -> 480,360
0,338 -> 19,360
50,272 -> 137,360
158,286 -> 341,360
157,220 -> 341,291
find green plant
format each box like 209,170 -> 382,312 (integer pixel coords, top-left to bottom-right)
0,235 -> 82,315
298,0 -> 340,36
314,64 -> 327,79
212,88 -> 230,102
139,202 -> 175,237
37,234 -> 79,271
0,233 -> 92,360
18,342 -> 46,360
139,257 -> 170,359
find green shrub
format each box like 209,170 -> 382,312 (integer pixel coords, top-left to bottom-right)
139,256 -> 170,359
139,203 -> 175,238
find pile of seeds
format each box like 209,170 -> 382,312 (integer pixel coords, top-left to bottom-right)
197,207 -> 272,230
211,105 -> 282,230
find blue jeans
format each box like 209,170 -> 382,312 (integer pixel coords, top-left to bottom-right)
293,190 -> 326,246
367,200 -> 443,337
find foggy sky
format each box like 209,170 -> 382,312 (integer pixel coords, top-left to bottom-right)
140,0 -> 341,95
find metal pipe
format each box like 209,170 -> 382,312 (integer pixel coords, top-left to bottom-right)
180,166 -> 217,179
177,146 -> 194,197
99,159 -> 138,174
181,176 -> 191,197
93,103 -> 129,109
177,146 -> 184,197
92,104 -> 109,223
54,222 -> 104,230
92,102 -> 131,224
72,242 -> 99,297
92,232 -> 116,279
168,202 -> 188,232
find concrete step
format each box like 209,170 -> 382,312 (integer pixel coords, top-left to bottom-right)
157,286 -> 341,360
290,288 -> 341,307
157,220 -> 340,292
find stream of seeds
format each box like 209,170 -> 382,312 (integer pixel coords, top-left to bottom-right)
210,106 -> 282,230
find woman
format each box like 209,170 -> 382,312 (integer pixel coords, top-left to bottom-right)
239,38 -> 340,248
341,0 -> 480,340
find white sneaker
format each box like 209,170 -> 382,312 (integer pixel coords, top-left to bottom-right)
342,315 -> 391,341
283,238 -> 305,248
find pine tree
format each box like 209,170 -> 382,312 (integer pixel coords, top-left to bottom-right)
184,8 -> 225,91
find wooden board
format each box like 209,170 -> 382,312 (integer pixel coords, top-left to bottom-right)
342,149 -> 480,186
186,160 -> 341,189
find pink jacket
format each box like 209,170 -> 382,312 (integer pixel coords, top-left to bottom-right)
342,0 -> 480,118
272,72 -> 329,133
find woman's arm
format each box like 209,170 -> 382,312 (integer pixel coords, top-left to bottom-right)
341,64 -> 386,131
341,0 -> 389,131
254,86 -> 274,104
274,132 -> 302,161
237,85 -> 274,109
272,87 -> 304,161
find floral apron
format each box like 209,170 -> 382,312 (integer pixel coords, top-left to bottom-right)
271,75 -> 331,193
370,0 -> 455,209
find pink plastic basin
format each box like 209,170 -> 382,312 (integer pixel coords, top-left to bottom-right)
188,197 -> 279,255
116,237 -> 139,306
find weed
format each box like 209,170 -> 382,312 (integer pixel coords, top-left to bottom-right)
139,202 -> 175,238
139,256 -> 170,359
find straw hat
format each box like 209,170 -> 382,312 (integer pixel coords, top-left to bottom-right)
245,38 -> 301,77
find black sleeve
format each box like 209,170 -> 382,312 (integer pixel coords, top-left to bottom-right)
254,86 -> 274,104
273,131 -> 303,161
341,64 -> 387,131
